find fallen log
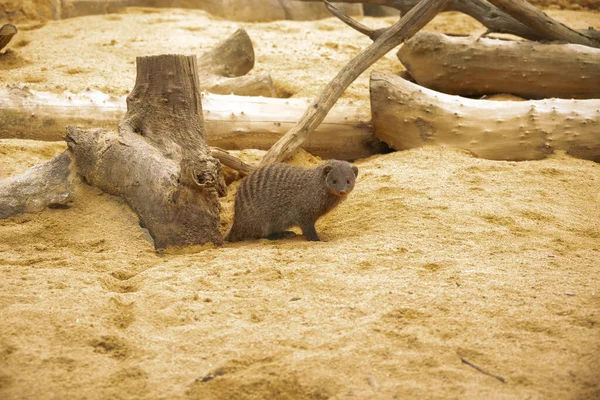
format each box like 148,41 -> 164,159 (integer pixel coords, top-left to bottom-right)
370,71 -> 600,162
0,88 -> 382,161
398,32 -> 600,99
0,152 -> 74,219
67,54 -> 225,249
0,23 -> 17,52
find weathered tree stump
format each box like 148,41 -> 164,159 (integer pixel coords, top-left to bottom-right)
370,71 -> 600,162
398,32 -> 600,99
0,24 -> 17,52
67,54 -> 225,249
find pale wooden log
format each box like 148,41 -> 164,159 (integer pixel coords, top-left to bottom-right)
370,71 -> 600,162
259,0 -> 452,166
67,55 -> 225,249
0,24 -> 17,52
487,0 -> 600,48
0,89 -> 381,161
398,32 -> 600,99
0,152 -> 74,219
203,73 -> 275,97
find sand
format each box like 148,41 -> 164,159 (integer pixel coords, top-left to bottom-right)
1,5 -> 600,400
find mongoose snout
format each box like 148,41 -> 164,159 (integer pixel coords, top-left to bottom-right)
225,160 -> 358,242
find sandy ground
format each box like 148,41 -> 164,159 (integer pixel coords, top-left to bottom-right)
1,5 -> 600,400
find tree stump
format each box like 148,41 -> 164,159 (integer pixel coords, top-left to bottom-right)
67,54 -> 225,249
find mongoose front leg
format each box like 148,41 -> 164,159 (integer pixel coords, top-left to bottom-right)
301,223 -> 321,242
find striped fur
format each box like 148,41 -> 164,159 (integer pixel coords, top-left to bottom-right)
225,160 -> 358,242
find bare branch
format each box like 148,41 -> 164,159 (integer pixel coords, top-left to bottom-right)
260,0 -> 452,166
324,0 -> 387,40
210,147 -> 256,176
487,0 -> 600,48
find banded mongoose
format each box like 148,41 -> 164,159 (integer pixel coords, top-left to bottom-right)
225,160 -> 358,242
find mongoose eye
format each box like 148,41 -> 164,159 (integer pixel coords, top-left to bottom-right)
332,179 -> 338,184
346,179 -> 351,184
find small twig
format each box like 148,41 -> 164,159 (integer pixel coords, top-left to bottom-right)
460,357 -> 506,383
324,0 -> 387,41
210,147 -> 256,177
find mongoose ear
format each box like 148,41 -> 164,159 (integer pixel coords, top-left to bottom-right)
352,166 -> 359,177
323,165 -> 333,177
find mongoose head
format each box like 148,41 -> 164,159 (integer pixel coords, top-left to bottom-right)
323,161 -> 359,197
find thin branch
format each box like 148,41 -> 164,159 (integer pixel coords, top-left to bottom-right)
210,147 -> 256,176
460,357 -> 506,383
487,0 -> 600,48
324,0 -> 387,40
259,0 -> 452,166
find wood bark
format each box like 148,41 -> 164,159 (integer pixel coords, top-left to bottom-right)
259,0 -> 452,166
0,23 -> 17,52
67,55 -> 225,249
0,152 -> 74,219
295,0 -> 600,43
0,89 -> 381,161
370,71 -> 600,162
398,32 -> 600,99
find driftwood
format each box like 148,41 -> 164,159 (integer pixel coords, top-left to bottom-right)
295,0 -> 600,44
398,32 -> 600,99
370,71 -> 600,162
199,28 -> 275,97
0,152 -> 74,219
67,54 -> 225,249
0,24 -> 17,52
259,0 -> 452,165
